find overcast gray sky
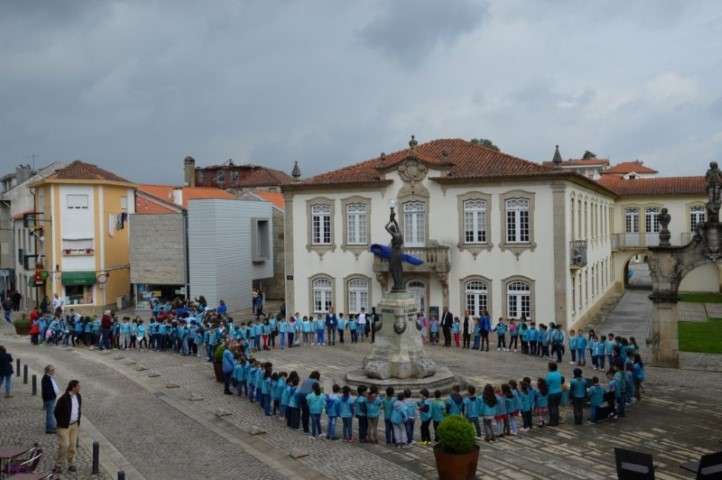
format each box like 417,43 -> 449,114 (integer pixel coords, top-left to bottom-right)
2,0 -> 722,183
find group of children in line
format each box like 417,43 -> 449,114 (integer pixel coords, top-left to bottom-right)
222,342 -> 647,447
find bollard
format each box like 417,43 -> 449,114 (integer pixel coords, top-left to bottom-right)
23,364 -> 28,384
32,374 -> 37,396
16,358 -> 20,377
117,471 -> 125,480
92,441 -> 100,475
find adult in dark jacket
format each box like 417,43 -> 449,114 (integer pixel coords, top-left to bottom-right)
42,365 -> 60,433
441,308 -> 454,347
0,345 -> 13,398
53,380 -> 82,473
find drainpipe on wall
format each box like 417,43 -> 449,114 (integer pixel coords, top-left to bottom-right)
183,209 -> 191,301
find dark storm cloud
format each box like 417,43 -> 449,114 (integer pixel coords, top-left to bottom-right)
359,0 -> 488,68
0,0 -> 721,183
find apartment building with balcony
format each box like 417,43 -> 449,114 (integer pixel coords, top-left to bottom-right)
283,137 -> 618,330
31,161 -> 136,313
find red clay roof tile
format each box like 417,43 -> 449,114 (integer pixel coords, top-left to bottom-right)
46,160 -> 131,183
596,176 -> 704,196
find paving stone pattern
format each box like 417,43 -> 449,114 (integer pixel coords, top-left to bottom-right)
3,291 -> 722,480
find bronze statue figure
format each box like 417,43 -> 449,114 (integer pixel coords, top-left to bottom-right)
385,206 -> 405,292
705,161 -> 722,223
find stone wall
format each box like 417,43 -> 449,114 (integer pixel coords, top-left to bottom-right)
129,213 -> 186,285
679,351 -> 722,372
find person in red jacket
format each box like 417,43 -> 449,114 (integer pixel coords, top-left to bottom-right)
100,311 -> 112,350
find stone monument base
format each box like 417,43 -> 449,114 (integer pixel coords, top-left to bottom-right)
345,366 -> 462,396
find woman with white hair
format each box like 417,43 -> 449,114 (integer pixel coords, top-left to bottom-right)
41,364 -> 60,433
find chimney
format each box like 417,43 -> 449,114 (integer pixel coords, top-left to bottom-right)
184,156 -> 196,187
291,161 -> 301,182
552,145 -> 563,167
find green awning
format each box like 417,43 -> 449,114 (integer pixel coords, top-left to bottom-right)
61,271 -> 97,286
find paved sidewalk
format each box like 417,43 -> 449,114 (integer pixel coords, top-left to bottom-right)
0,362 -> 112,480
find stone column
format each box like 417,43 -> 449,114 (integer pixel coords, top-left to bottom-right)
551,182 -> 568,329
649,298 -> 679,367
283,193 -> 295,317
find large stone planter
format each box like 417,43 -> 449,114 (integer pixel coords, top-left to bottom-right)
434,444 -> 479,480
13,315 -> 31,335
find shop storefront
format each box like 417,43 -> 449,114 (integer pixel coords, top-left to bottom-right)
61,271 -> 96,306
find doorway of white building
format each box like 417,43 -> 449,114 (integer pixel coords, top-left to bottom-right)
407,280 -> 426,315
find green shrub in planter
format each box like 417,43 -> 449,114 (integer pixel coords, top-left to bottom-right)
13,313 -> 31,335
436,415 -> 476,454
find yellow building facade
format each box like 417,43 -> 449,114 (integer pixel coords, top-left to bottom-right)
32,161 -> 136,313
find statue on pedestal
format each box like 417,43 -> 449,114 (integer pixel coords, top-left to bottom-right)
385,206 -> 405,292
705,161 -> 722,223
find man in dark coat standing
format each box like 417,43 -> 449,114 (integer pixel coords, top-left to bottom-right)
441,307 -> 453,347
53,380 -> 81,474
42,365 -> 60,433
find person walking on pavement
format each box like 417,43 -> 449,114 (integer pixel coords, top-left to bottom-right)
53,380 -> 82,474
0,345 -> 13,398
42,365 -> 60,433
441,308 -> 453,347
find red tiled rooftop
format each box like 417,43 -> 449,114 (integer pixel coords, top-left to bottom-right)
196,165 -> 293,188
137,184 -> 235,209
252,191 -> 285,209
44,160 -> 131,184
135,195 -> 178,214
602,160 -> 658,175
596,176 -> 704,196
299,138 -> 553,186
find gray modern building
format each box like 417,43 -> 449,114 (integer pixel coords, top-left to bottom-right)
130,192 -> 274,313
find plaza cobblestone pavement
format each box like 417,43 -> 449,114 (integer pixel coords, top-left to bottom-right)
2,290 -> 722,479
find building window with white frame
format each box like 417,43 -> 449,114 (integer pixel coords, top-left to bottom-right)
506,280 -> 530,320
311,204 -> 332,245
66,194 -> 89,209
403,201 -> 425,247
505,198 -> 529,243
465,279 -> 488,317
625,208 -> 639,233
690,206 -> 705,231
346,203 -> 368,245
645,207 -> 660,233
312,277 -> 333,313
347,277 -> 369,314
463,199 -> 487,244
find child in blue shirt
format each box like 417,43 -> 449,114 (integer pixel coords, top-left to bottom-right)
306,383 -> 326,438
519,378 -> 534,431
403,388 -> 416,445
632,354 -> 645,401
272,372 -> 286,416
576,334 -> 588,367
495,318 -> 507,351
431,390 -> 445,442
446,385 -> 464,416
390,392 -> 408,447
495,386 -> 508,436
463,386 -> 482,437
481,384 -> 497,442
568,329 -> 578,365
338,386 -> 355,441
349,316 -> 358,343
569,368 -> 587,425
326,384 -> 341,440
588,377 -> 605,423
417,388 -> 433,445
286,376 -> 299,429
366,386 -> 383,443
452,317 -> 461,347
429,318 -> 439,345
503,383 -> 519,435
593,335 -> 606,371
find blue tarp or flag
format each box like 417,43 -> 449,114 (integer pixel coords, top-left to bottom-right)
369,243 -> 424,265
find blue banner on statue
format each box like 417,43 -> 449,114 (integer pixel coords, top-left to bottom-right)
369,243 -> 424,266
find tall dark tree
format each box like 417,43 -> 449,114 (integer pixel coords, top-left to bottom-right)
582,150 -> 597,160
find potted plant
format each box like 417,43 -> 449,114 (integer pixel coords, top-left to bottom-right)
434,415 -> 480,480
212,343 -> 226,383
12,313 -> 31,336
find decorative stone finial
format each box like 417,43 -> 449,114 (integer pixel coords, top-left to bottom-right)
409,135 -> 418,149
552,145 -> 562,166
379,152 -> 386,164
291,161 -> 301,181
